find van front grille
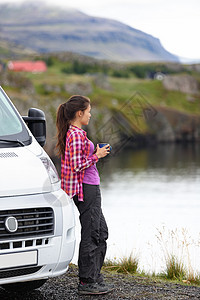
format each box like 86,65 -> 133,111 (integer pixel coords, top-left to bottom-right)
0,266 -> 42,279
0,237 -> 51,251
0,208 -> 54,240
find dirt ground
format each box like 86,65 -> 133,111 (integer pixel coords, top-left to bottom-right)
0,265 -> 200,299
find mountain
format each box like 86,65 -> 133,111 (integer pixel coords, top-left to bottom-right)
179,56 -> 200,64
0,2 -> 179,62
0,39 -> 36,59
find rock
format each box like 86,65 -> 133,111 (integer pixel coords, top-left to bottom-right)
0,71 -> 35,94
147,106 -> 200,142
43,98 -> 64,158
162,74 -> 200,95
42,84 -> 61,94
63,81 -> 93,96
185,64 -> 200,73
92,74 -> 112,91
147,109 -> 175,142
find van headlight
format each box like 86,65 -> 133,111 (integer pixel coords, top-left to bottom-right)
40,157 -> 60,184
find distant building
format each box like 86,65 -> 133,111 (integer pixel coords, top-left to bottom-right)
8,61 -> 47,73
154,72 -> 166,81
147,71 -> 166,80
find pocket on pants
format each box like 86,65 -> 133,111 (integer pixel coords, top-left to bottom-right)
91,207 -> 101,245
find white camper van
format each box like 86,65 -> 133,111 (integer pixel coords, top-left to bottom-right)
0,86 -> 76,292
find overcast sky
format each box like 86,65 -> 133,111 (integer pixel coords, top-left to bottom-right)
1,0 -> 199,60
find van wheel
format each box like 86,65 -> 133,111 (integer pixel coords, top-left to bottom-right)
2,279 -> 47,293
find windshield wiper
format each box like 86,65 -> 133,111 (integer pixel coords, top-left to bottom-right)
0,138 -> 25,146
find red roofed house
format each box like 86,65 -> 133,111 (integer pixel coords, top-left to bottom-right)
8,61 -> 47,73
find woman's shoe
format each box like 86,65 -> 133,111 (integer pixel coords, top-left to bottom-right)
98,281 -> 115,291
78,282 -> 111,295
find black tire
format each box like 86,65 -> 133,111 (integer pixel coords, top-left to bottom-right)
2,279 -> 47,293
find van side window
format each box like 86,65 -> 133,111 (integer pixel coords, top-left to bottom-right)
0,92 -> 22,136
0,87 -> 31,146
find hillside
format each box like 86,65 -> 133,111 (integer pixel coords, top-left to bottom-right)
0,39 -> 36,59
1,53 -> 200,158
0,2 -> 178,62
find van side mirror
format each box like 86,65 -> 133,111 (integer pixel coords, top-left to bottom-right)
23,108 -> 46,147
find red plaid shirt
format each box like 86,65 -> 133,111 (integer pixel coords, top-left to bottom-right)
61,125 -> 99,201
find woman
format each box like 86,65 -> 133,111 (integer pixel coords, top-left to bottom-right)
56,95 -> 112,295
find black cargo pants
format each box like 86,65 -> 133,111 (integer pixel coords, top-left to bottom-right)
73,183 -> 108,283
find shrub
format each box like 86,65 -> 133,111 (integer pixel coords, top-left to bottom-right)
104,254 -> 139,274
163,255 -> 186,280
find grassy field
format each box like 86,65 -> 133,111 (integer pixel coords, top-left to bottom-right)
19,60 -> 200,115
1,58 -> 200,140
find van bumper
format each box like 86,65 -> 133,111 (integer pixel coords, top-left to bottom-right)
0,189 -> 76,285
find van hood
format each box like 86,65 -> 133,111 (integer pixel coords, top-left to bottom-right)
0,146 -> 51,197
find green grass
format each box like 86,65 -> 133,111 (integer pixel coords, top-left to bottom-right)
102,226 -> 200,287
103,254 -> 200,286
19,60 -> 200,115
103,254 -> 139,275
3,59 -> 200,135
156,227 -> 200,286
108,77 -> 200,115
161,254 -> 186,281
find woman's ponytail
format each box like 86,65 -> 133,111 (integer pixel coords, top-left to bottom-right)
56,103 -> 69,158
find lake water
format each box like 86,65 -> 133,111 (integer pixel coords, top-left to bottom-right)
71,144 -> 200,274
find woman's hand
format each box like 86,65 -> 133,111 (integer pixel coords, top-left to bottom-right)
95,144 -> 110,159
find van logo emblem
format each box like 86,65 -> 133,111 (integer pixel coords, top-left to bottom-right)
5,217 -> 18,233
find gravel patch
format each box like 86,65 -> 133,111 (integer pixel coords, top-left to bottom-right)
0,265 -> 200,299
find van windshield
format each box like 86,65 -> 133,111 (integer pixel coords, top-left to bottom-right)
0,87 -> 31,146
